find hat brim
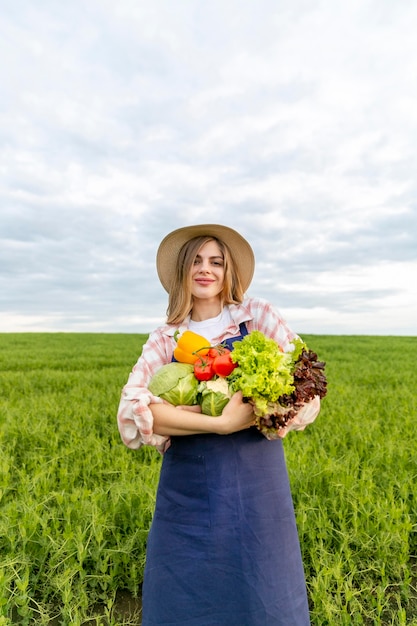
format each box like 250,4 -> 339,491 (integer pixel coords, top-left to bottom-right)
156,224 -> 255,293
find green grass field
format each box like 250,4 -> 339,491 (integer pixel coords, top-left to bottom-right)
0,333 -> 416,625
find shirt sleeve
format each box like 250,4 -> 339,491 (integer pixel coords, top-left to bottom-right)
244,297 -> 298,351
117,329 -> 173,453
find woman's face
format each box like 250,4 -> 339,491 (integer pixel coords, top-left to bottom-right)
190,239 -> 225,302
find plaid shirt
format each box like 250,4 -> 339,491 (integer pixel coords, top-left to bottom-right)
117,297 -> 297,453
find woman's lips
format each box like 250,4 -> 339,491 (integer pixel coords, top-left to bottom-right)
195,278 -> 214,285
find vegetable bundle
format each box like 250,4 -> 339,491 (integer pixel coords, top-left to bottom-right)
228,331 -> 327,438
148,329 -> 327,438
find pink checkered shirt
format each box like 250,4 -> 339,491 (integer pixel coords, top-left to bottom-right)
117,297 -> 297,453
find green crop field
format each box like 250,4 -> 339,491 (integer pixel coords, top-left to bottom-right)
0,333 -> 416,625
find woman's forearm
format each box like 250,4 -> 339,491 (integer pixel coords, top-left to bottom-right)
150,402 -> 222,436
150,392 -> 255,437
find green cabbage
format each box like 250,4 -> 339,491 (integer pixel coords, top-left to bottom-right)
198,377 -> 232,416
148,362 -> 199,406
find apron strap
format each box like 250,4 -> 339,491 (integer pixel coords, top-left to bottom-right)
222,322 -> 248,351
239,322 -> 249,336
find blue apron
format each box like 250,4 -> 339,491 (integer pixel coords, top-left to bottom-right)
141,324 -> 310,625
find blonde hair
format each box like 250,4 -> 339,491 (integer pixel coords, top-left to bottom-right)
166,236 -> 245,325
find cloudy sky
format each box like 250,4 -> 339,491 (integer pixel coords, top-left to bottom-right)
1,0 -> 416,336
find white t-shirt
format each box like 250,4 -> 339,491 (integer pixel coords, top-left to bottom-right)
188,307 -> 232,344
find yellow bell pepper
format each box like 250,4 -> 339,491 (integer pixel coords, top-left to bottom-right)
173,330 -> 210,364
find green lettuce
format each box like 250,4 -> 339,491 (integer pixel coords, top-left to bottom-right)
228,331 -> 296,417
148,362 -> 199,406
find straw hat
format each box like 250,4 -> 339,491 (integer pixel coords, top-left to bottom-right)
156,224 -> 255,293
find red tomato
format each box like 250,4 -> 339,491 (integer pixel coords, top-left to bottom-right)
208,345 -> 230,359
212,352 -> 237,377
194,356 -> 215,381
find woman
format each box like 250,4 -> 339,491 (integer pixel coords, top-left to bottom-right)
117,224 -> 319,625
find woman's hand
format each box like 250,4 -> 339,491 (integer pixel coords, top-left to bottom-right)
216,391 -> 256,435
277,395 -> 321,439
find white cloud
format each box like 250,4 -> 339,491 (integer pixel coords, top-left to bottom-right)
0,0 -> 416,335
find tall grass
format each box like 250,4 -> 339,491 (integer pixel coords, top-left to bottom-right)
0,334 -> 160,625
0,333 -> 416,624
288,335 -> 417,625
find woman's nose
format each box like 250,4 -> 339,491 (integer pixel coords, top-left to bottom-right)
199,259 -> 210,272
